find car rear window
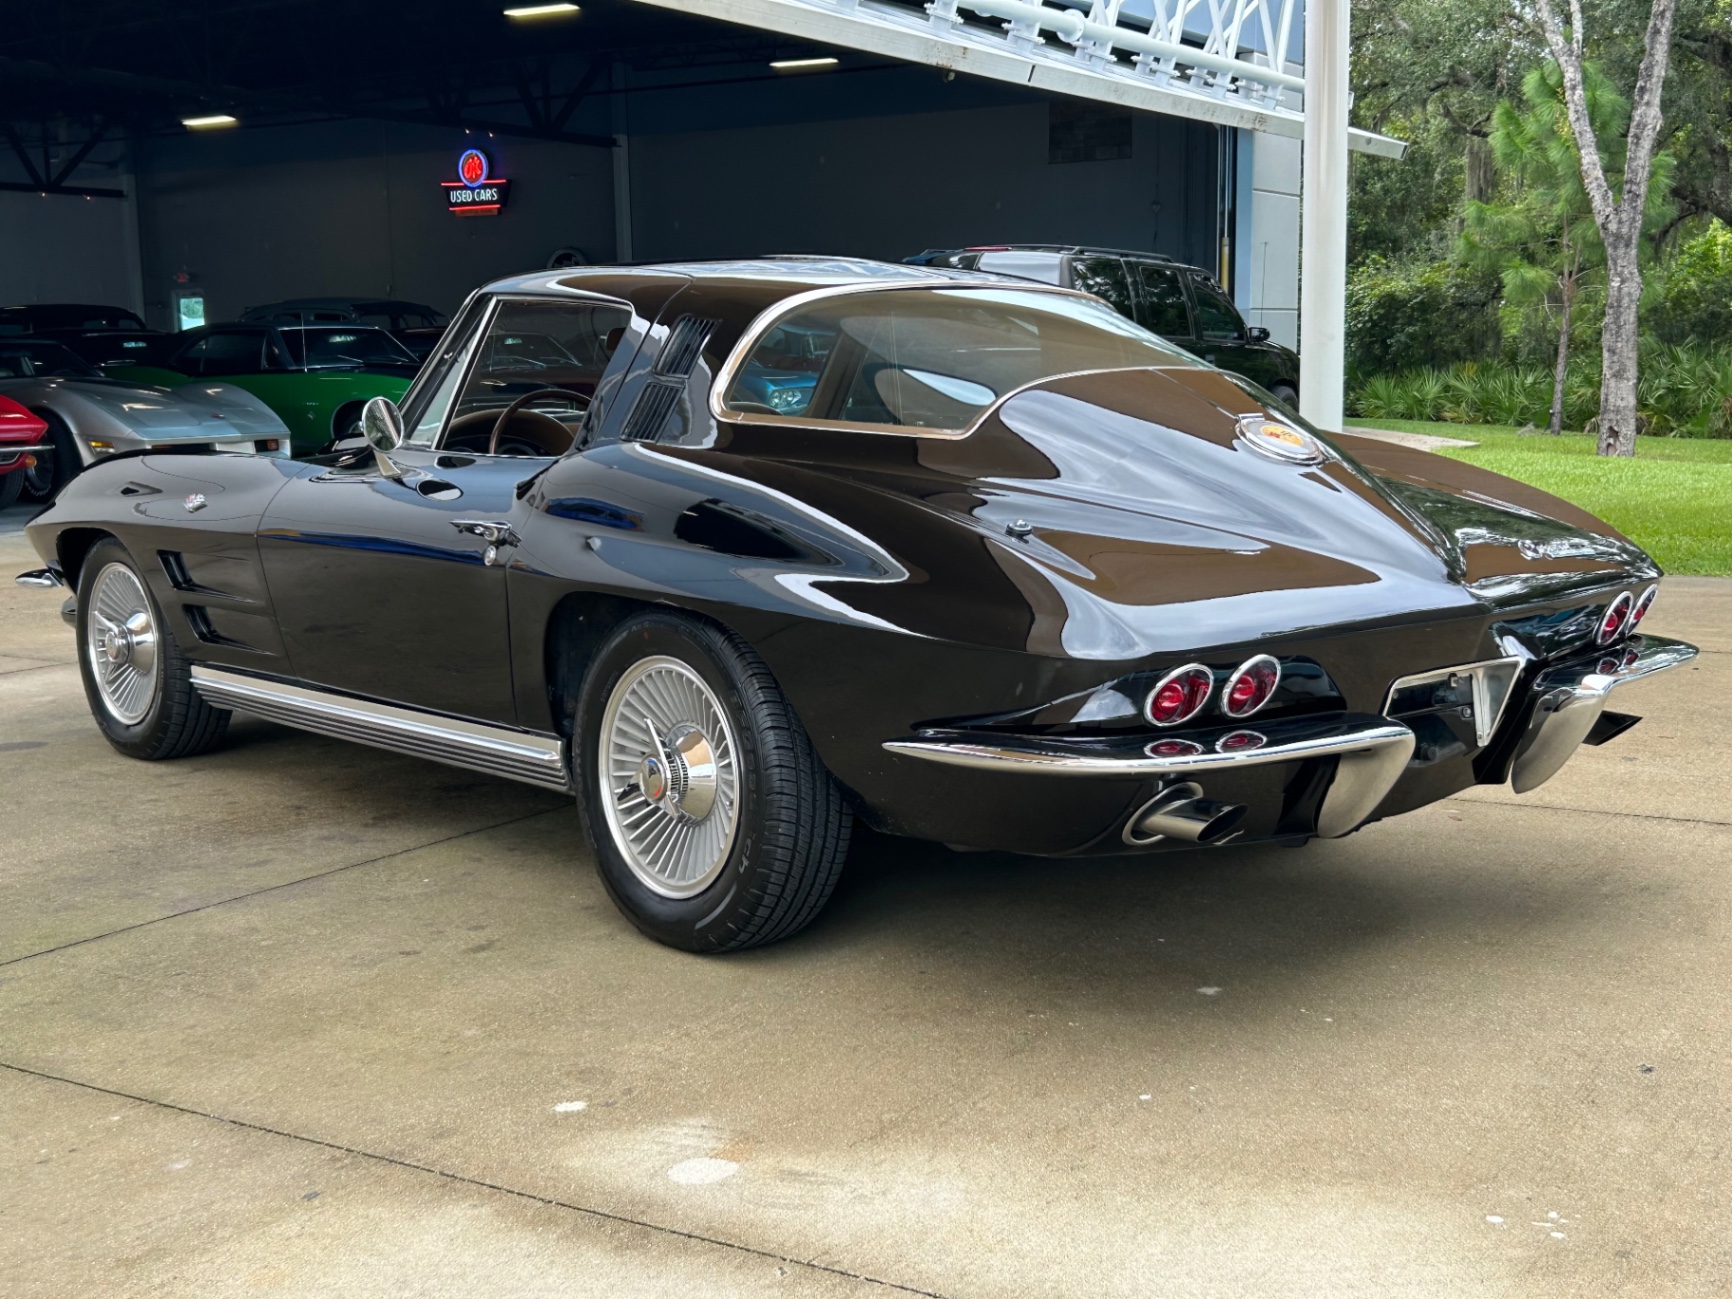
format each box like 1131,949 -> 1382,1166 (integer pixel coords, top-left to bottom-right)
721,286 -> 1196,433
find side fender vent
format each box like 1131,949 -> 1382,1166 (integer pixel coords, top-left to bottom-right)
654,315 -> 719,378
620,380 -> 683,443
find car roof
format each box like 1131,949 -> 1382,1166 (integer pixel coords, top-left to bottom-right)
241,298 -> 443,315
482,256 -> 1035,305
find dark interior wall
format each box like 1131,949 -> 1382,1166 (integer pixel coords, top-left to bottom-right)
626,96 -> 1220,269
0,189 -> 141,310
134,119 -> 615,327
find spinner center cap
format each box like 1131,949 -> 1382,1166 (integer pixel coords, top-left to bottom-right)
638,755 -> 667,804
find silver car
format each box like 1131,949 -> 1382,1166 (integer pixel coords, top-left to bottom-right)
0,339 -> 290,500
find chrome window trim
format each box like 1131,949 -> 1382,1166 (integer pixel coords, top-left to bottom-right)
708,280 -> 1202,441
412,289 -> 641,451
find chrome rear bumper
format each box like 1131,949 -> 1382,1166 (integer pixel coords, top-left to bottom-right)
884,714 -> 1416,839
1510,634 -> 1698,793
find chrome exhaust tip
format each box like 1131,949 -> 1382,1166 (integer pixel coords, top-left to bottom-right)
1124,781 -> 1248,847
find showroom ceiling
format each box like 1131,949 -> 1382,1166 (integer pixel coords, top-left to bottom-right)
0,0 -> 852,166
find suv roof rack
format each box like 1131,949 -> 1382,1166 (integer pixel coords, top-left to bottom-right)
956,244 -> 1176,262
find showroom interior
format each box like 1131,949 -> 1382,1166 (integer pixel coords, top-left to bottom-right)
1,0 -> 1305,344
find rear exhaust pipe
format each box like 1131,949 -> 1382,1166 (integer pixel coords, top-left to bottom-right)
1124,782 -> 1248,847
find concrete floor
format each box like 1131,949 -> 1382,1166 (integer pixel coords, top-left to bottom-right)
2,511 -> 1728,1298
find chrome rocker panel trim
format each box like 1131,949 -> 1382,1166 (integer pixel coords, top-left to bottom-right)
883,715 -> 1417,840
1510,634 -> 1698,794
189,666 -> 572,793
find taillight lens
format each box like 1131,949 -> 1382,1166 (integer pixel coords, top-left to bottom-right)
1145,664 -> 1213,727
1596,591 -> 1635,645
1630,584 -> 1657,629
1221,654 -> 1281,719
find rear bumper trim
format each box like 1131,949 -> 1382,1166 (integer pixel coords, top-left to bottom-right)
1510,634 -> 1698,793
884,715 -> 1417,840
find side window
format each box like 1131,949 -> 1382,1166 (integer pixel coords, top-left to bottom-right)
1068,256 -> 1134,318
1132,263 -> 1192,337
1190,275 -> 1246,341
182,332 -> 263,376
441,299 -> 634,449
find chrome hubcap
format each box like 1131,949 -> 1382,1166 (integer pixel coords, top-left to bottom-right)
85,563 -> 159,724
600,656 -> 739,899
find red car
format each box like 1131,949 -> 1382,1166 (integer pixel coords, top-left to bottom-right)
0,395 -> 49,508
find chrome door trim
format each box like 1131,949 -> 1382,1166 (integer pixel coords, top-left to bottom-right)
190,666 -> 571,792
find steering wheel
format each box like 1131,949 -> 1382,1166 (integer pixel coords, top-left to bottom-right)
487,387 -> 590,456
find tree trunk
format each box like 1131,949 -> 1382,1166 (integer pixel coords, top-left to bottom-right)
1598,243 -> 1643,456
1550,278 -> 1572,435
1465,136 -> 1496,206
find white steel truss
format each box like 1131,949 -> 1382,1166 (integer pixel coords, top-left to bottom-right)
631,0 -> 1403,155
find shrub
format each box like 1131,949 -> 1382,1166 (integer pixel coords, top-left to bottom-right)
1650,222 -> 1732,348
1346,257 -> 1502,375
1347,344 -> 1732,437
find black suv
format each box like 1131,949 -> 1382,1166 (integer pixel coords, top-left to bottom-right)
906,245 -> 1299,407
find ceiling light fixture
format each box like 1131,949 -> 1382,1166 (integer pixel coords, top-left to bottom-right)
503,3 -> 580,17
770,56 -> 839,70
181,114 -> 238,129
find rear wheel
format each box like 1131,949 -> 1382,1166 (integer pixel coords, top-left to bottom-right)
76,538 -> 230,760
575,611 -> 851,952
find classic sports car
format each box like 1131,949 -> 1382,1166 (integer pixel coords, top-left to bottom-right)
0,395 -> 50,508
0,302 -> 168,371
0,339 -> 290,499
111,322 -> 419,455
15,258 -> 1697,954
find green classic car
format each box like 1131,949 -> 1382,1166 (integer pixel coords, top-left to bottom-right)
113,323 -> 420,455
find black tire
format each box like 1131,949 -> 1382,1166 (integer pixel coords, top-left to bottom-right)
22,409 -> 79,502
332,403 -> 364,441
575,611 -> 852,952
0,469 -> 22,509
1270,382 -> 1300,413
75,537 -> 230,760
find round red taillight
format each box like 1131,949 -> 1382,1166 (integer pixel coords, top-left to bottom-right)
1145,664 -> 1213,727
1630,584 -> 1657,629
1221,654 -> 1281,719
1596,591 -> 1635,646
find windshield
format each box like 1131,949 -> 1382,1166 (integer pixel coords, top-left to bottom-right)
721,287 -> 1198,432
0,342 -> 102,379
282,327 -> 418,369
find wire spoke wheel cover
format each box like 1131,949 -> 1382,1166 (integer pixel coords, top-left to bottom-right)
599,655 -> 740,898
84,562 -> 160,725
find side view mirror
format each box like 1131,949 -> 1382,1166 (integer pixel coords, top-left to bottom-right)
1246,325 -> 1271,343
361,395 -> 407,479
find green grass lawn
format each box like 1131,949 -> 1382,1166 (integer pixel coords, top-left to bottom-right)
1345,418 -> 1732,576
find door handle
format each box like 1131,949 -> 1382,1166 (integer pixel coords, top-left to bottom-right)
451,519 -> 520,566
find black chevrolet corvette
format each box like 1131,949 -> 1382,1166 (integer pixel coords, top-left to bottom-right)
16,258 -> 1697,951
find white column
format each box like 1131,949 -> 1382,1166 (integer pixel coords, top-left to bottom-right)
1298,0 -> 1348,432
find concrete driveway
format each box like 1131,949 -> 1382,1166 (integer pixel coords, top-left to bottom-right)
2,518 -> 1728,1298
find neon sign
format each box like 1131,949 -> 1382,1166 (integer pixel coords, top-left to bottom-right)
442,148 -> 511,216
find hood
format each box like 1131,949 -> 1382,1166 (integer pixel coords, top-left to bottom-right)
705,367 -> 1654,661
14,376 -> 289,440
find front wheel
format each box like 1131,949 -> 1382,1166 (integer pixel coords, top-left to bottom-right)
76,538 -> 230,760
1269,382 -> 1300,413
21,409 -> 79,501
575,612 -> 851,952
